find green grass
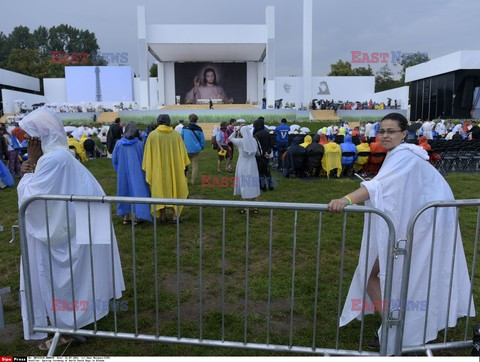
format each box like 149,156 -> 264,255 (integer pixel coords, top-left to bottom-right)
0,153 -> 479,357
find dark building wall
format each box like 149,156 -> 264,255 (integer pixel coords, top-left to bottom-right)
409,69 -> 480,120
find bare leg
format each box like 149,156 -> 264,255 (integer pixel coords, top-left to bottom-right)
367,258 -> 382,308
217,159 -> 222,172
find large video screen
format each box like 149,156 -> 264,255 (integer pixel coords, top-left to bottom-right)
65,66 -> 133,102
174,62 -> 246,104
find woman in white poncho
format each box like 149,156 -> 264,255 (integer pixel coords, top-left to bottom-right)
18,107 -> 125,350
328,113 -> 474,354
228,125 -> 260,212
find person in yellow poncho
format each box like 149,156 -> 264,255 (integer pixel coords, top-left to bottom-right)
300,134 -> 312,148
354,136 -> 371,172
142,114 -> 190,222
321,138 -> 342,178
68,135 -> 88,162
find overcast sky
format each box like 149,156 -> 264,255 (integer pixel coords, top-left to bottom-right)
1,0 -> 478,78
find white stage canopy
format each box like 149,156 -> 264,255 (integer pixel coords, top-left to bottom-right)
147,25 -> 267,62
405,50 -> 480,83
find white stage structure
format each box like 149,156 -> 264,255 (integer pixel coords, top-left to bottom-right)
137,0 -> 319,109
137,6 -> 273,109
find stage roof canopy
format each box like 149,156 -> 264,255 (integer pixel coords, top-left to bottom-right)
405,50 -> 480,83
146,24 -> 267,62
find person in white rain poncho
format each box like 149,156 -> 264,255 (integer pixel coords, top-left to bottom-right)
17,107 -> 125,349
228,125 -> 260,210
421,120 -> 434,139
328,113 -> 474,354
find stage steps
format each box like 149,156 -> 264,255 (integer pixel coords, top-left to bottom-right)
310,110 -> 340,121
161,104 -> 258,111
98,112 -> 119,123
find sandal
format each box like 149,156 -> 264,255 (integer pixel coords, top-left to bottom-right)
170,217 -> 183,224
252,208 -> 259,214
122,219 -> 131,225
38,335 -> 75,351
239,208 -> 249,214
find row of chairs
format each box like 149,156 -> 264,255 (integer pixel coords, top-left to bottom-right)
435,146 -> 480,173
426,139 -> 480,174
277,150 -> 387,178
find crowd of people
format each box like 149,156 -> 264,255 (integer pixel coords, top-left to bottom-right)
310,98 -> 401,111
1,107 -> 478,353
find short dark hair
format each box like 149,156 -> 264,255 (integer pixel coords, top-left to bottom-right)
313,134 -> 320,143
229,118 -> 236,124
281,118 -> 287,124
157,114 -> 171,126
114,117 -> 121,124
381,113 -> 408,132
189,114 -> 198,122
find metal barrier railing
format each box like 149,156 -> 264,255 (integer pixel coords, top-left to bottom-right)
398,199 -> 480,356
19,195 -> 398,356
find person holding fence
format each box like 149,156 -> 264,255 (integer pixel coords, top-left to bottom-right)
328,112 -> 474,353
17,107 -> 125,350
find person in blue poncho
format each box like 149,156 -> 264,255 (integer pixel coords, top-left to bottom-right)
112,123 -> 152,224
340,134 -> 357,176
0,160 -> 14,188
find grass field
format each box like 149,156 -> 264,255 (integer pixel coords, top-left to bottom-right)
0,150 -> 479,357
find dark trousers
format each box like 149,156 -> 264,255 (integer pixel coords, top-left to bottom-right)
276,143 -> 288,170
256,156 -> 274,190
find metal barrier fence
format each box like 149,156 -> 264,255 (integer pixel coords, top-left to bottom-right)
399,199 -> 480,356
18,195 -> 400,356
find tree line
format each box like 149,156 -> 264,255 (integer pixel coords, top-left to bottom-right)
0,25 -> 105,83
327,51 -> 429,92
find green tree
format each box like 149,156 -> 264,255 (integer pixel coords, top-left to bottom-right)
1,24 -> 104,79
149,63 -> 158,77
353,65 -> 374,76
375,64 -> 403,92
8,26 -> 33,50
0,31 -> 10,67
328,60 -> 374,76
328,60 -> 355,76
399,51 -> 430,83
32,26 -> 50,58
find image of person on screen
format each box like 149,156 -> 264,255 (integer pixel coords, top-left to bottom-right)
185,68 -> 228,104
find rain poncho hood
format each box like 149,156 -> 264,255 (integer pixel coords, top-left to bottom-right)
19,107 -> 68,155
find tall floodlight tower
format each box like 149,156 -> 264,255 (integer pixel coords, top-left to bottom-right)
95,66 -> 102,102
